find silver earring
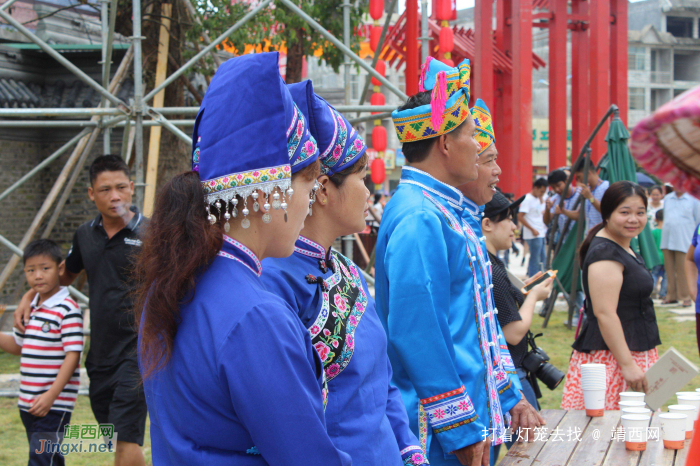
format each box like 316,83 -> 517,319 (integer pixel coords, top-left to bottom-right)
241,198 -> 250,229
281,192 -> 288,223
206,204 -> 216,225
232,197 -> 238,218
272,191 -> 281,210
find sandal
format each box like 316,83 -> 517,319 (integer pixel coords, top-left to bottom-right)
662,300 -> 678,305
682,300 -> 692,307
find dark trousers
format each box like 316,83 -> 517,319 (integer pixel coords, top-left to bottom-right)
20,409 -> 71,466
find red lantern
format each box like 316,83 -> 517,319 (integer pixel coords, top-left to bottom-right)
370,25 -> 382,52
371,158 -> 386,184
439,27 -> 454,55
369,0 -> 384,21
372,125 -> 387,152
370,92 -> 385,114
440,58 -> 454,67
371,60 -> 386,86
435,0 -> 452,21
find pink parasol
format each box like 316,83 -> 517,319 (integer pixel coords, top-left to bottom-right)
630,85 -> 700,199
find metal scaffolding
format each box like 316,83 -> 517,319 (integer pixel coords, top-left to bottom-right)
0,0 -> 404,304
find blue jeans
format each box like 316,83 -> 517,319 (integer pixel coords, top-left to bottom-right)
490,369 -> 540,465
651,265 -> 667,298
526,238 -> 545,278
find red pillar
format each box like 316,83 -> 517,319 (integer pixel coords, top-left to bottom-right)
475,0 -> 494,107
405,0 -> 419,96
571,0 -> 589,166
588,0 -> 611,163
511,0 -> 532,196
610,0 -> 628,125
497,0 -> 515,195
548,0 -> 568,172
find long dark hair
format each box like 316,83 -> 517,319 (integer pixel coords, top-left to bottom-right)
579,180 -> 648,264
133,171 -> 223,380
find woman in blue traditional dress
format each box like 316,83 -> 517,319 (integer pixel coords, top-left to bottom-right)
262,80 -> 428,466
132,53 -> 351,465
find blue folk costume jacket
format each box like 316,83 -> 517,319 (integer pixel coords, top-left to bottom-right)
263,237 -> 428,466
141,236 -> 351,465
375,167 -> 522,465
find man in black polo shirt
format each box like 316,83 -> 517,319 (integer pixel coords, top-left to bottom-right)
15,155 -> 147,466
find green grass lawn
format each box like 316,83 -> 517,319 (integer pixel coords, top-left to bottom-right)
0,304 -> 697,465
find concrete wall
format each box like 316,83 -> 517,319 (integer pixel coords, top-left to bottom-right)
629,0 -> 663,32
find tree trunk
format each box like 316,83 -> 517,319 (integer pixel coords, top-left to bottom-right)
285,27 -> 305,84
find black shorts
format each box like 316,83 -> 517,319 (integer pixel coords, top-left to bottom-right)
88,358 -> 147,445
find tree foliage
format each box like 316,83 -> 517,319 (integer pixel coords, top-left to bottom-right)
185,0 -> 367,82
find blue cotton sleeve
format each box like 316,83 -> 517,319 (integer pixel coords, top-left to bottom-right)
385,210 -> 486,453
218,302 -> 351,466
384,358 -> 429,466
693,223 -> 700,248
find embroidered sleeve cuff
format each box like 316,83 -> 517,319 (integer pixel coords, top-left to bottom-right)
401,446 -> 429,465
420,385 -> 485,451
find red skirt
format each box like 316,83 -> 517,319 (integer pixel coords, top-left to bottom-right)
561,348 -> 659,410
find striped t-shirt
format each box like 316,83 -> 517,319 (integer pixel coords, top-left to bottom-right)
13,287 -> 84,412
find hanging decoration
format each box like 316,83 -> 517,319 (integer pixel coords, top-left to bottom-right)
436,0 -> 454,66
371,157 -> 386,184
368,0 -> 387,188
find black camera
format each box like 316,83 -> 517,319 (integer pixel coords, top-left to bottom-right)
521,332 -> 565,399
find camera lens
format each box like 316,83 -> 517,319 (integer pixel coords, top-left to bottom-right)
536,362 -> 565,391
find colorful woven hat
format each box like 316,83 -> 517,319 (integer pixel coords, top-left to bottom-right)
288,80 -> 367,176
471,98 -> 495,155
391,57 -> 471,143
191,52 -> 319,229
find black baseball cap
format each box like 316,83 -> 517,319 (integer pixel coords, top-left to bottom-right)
483,192 -> 525,221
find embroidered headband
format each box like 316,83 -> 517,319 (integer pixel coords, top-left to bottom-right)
288,80 -> 367,176
191,52 -> 319,230
391,57 -> 472,143
471,98 -> 495,155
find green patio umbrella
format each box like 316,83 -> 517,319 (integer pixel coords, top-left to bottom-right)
600,116 -> 662,269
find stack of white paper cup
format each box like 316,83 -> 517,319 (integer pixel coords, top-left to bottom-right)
669,405 -> 697,439
620,392 -> 645,404
619,400 -> 647,411
660,413 -> 687,449
677,393 -> 700,416
621,414 -> 651,451
581,363 -> 606,416
621,407 -> 652,417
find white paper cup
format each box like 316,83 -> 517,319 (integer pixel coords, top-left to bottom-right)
583,388 -> 606,417
621,414 -> 650,451
695,388 -> 700,394
619,400 -> 647,410
660,413 -> 687,449
677,395 -> 700,417
677,392 -> 700,398
621,407 -> 652,417
620,392 -> 645,403
669,405 -> 697,439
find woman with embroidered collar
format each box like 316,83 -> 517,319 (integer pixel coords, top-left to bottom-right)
132,53 -> 350,465
261,80 -> 428,466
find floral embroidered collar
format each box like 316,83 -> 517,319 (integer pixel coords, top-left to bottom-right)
217,235 -> 262,277
400,166 -> 465,207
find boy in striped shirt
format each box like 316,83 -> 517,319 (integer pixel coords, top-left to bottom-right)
0,239 -> 83,466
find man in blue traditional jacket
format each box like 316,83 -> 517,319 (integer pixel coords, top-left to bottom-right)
375,57 -> 541,466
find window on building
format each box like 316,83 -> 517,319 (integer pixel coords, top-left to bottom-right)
666,16 -> 694,38
629,87 -> 645,110
350,73 -> 360,102
628,47 -> 647,71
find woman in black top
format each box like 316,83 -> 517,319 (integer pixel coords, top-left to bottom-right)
482,192 -> 553,410
561,181 -> 661,411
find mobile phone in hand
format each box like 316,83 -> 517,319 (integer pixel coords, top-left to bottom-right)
521,270 -> 557,295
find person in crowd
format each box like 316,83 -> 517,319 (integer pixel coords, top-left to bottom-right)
561,181 -> 661,410
457,100 -> 544,466
377,56 -> 539,465
14,155 -> 147,466
482,192 -> 553,414
0,239 -> 83,466
661,187 -> 700,306
572,159 -> 609,232
262,81 -> 427,465
544,169 -> 582,244
685,221 -> 700,358
518,178 -> 549,277
366,193 -> 384,232
647,185 -> 664,229
133,52 -> 350,465
651,209 -> 667,300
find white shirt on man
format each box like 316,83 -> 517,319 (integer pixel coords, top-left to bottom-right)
520,193 -> 547,240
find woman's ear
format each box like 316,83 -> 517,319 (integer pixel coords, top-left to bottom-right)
481,217 -> 493,233
316,175 -> 331,206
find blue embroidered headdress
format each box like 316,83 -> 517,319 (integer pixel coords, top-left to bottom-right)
288,80 -> 367,176
191,52 -> 319,229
